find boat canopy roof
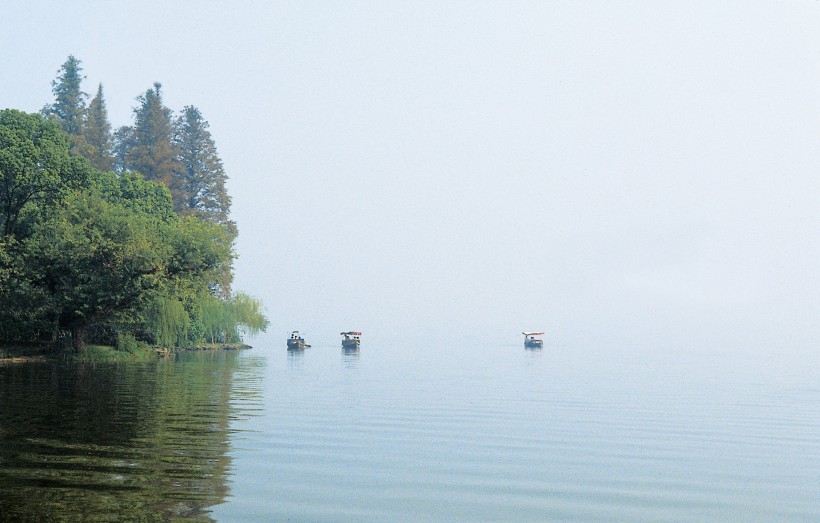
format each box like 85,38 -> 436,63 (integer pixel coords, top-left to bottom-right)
522,331 -> 544,336
341,331 -> 362,336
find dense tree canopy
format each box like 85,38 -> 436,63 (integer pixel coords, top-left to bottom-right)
22,180 -> 172,349
0,109 -> 89,237
0,58 -> 266,351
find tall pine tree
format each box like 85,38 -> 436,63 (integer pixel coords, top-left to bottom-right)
117,83 -> 183,198
43,55 -> 87,137
80,84 -> 114,171
174,106 -> 234,231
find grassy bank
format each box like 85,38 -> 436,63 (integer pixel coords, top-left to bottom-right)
0,344 -> 157,364
66,345 -> 159,363
0,344 -> 51,362
1,342 -> 252,364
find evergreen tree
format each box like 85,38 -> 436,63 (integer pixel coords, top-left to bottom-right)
173,106 -> 233,230
1,69 -> 268,351
173,107 -> 236,298
118,83 -> 183,195
81,84 -> 114,171
113,125 -> 131,173
43,55 -> 87,137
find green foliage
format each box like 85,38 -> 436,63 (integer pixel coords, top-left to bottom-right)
198,292 -> 268,344
146,296 -> 189,348
43,55 -> 87,136
115,331 -> 150,354
22,185 -> 170,349
0,59 -> 268,351
0,237 -> 52,341
169,216 -> 233,279
79,84 -> 114,171
230,292 -> 269,338
67,344 -> 156,363
0,237 -> 14,292
200,296 -> 229,344
0,109 -> 89,237
173,106 -> 236,296
116,83 -> 183,191
174,106 -> 234,229
3,168 -> 262,350
93,169 -> 176,221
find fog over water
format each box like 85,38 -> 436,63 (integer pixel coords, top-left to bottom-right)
2,2 -> 818,358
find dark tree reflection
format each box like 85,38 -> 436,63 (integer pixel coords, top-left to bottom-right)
0,351 -> 259,522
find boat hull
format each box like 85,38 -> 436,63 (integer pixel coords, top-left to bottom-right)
524,339 -> 543,348
287,339 -> 307,350
341,339 -> 360,349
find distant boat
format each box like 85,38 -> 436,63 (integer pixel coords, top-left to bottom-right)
287,331 -> 310,350
522,331 -> 544,348
340,331 -> 361,349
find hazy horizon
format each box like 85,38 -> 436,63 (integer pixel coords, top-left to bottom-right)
2,1 -> 818,356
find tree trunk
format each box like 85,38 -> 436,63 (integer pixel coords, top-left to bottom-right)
50,310 -> 60,352
71,325 -> 85,352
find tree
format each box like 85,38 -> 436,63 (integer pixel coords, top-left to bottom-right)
0,236 -> 52,342
22,171 -> 175,350
43,55 -> 87,137
117,83 -> 183,194
173,106 -> 234,230
140,214 -> 237,348
17,166 -> 243,351
199,292 -> 268,345
1,67 -> 268,350
80,83 -> 114,171
112,125 -> 131,173
0,110 -> 89,237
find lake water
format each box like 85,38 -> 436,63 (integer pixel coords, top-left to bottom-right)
1,333 -> 817,521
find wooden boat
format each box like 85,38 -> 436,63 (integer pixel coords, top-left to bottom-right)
287,331 -> 310,350
522,331 -> 544,348
340,331 -> 361,349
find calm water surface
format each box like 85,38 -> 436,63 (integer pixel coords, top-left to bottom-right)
1,335 -> 817,521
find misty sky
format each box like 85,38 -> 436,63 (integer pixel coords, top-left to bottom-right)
2,1 -> 818,353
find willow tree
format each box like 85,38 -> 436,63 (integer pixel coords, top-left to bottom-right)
199,293 -> 268,345
145,296 -> 190,348
229,292 -> 268,339
134,209 -> 235,348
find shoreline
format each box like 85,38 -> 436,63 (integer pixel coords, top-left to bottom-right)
0,343 -> 253,364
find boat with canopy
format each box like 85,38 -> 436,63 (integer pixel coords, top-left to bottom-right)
340,331 -> 361,349
287,331 -> 310,350
522,331 -> 544,348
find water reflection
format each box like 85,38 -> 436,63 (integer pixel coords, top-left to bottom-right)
287,347 -> 305,369
342,347 -> 360,367
0,351 -> 261,522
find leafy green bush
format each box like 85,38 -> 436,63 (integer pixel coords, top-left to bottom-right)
116,332 -> 146,353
